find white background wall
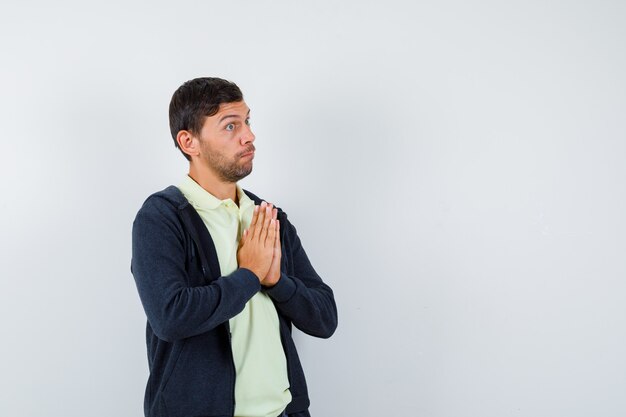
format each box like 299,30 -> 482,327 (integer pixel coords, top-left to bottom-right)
1,1 -> 625,416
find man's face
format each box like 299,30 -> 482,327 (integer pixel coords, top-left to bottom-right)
194,100 -> 256,183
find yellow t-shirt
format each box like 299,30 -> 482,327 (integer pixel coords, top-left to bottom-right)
178,175 -> 291,417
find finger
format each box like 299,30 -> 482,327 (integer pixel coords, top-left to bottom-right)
249,204 -> 260,239
265,203 -> 277,220
253,201 -> 267,240
276,219 -> 282,255
274,219 -> 280,248
260,203 -> 273,244
267,218 -> 276,247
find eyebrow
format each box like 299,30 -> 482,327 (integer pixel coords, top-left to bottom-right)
218,108 -> 251,123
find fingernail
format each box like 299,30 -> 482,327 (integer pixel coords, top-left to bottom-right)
261,201 -> 266,208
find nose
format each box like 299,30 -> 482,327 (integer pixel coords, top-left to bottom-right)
241,124 -> 255,145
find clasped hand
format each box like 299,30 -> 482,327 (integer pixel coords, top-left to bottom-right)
236,201 -> 281,286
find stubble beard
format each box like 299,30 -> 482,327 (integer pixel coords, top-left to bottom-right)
202,142 -> 253,183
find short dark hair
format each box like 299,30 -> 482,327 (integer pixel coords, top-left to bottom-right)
169,77 -> 244,160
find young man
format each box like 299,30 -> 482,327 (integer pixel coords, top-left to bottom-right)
131,77 -> 338,417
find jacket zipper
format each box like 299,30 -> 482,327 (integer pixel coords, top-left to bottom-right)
226,321 -> 236,417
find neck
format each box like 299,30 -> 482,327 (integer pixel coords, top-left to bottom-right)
188,162 -> 238,203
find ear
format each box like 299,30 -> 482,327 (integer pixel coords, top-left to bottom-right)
176,130 -> 199,159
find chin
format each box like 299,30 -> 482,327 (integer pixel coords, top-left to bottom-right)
238,166 -> 253,180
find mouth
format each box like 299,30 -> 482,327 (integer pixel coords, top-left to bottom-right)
240,151 -> 255,158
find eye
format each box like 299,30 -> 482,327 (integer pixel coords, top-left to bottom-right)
245,118 -> 251,126
225,123 -> 235,131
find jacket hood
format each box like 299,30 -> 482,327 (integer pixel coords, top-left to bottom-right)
147,185 -> 286,216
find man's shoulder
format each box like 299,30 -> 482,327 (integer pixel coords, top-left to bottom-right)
136,185 -> 189,217
132,186 -> 192,241
242,188 -> 287,217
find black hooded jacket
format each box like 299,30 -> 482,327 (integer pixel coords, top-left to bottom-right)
131,186 -> 337,417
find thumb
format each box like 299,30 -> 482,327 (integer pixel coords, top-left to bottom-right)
239,229 -> 248,248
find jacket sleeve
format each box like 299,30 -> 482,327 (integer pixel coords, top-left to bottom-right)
263,215 -> 338,338
131,197 -> 260,342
